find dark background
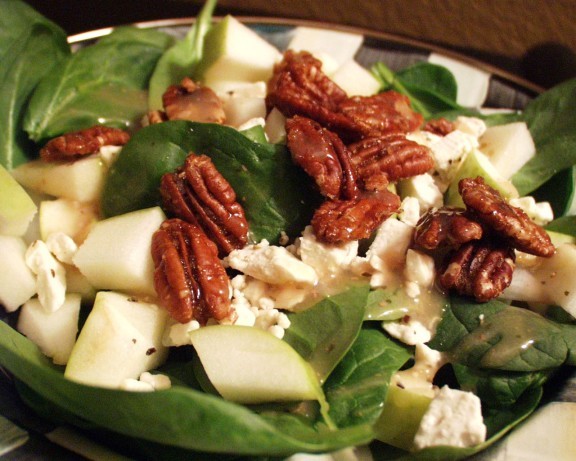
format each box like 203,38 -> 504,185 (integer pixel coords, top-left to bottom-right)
23,0 -> 576,89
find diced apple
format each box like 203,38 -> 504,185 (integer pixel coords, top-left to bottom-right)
331,59 -> 381,96
479,122 -> 536,179
286,26 -> 363,74
65,264 -> 96,303
64,291 -> 169,388
39,198 -> 99,244
73,207 -> 166,296
0,236 -> 36,312
444,148 -> 519,208
17,293 -> 81,365
197,15 -> 282,90
547,230 -> 576,246
0,164 -> 37,236
11,156 -> 106,202
190,325 -> 323,404
501,267 -> 553,305
534,243 -> 576,316
219,82 -> 267,128
265,107 -> 287,144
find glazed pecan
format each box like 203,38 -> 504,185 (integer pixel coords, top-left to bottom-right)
286,115 -> 358,200
147,110 -> 168,125
312,190 -> 401,243
439,240 -> 515,302
348,133 -> 434,191
459,177 -> 555,257
162,77 -> 226,123
40,126 -> 130,162
414,207 -> 483,250
423,117 -> 455,137
151,219 -> 231,324
161,154 -> 249,256
337,91 -> 424,139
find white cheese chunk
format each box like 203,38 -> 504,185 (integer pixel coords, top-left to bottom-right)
383,318 -> 432,346
162,318 -> 201,347
399,173 -> 443,212
413,386 -> 487,450
45,232 -> 78,265
509,196 -> 554,226
453,116 -> 487,138
404,249 -> 435,288
139,371 -> 172,390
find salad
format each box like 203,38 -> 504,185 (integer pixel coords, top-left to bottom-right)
1,0 -> 576,459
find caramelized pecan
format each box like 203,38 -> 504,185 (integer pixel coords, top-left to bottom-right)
459,177 -> 555,257
147,110 -> 168,125
439,240 -> 516,302
162,77 -> 226,123
286,115 -> 358,200
160,154 -> 249,256
312,190 -> 401,243
40,126 -> 130,162
423,117 -> 455,136
348,133 -> 434,191
337,91 -> 424,138
414,207 -> 483,250
151,219 -> 231,324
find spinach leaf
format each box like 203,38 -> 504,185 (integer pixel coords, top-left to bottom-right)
325,328 -> 411,427
148,0 -> 217,110
546,215 -> 576,236
23,27 -> 173,142
101,121 -> 319,243
283,284 -> 370,381
0,0 -> 69,168
0,321 -> 374,456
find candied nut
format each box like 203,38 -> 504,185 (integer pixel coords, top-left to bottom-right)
337,91 -> 424,138
414,207 -> 483,250
160,154 -> 249,256
286,115 -> 358,200
423,117 -> 455,136
312,190 -> 401,243
439,240 -> 515,302
163,77 -> 226,123
348,133 -> 434,191
151,218 -> 231,324
147,110 -> 168,125
40,126 -> 130,162
459,177 -> 555,257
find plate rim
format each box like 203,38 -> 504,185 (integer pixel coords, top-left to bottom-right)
66,15 -> 545,96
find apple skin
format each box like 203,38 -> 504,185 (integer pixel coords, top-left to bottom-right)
73,207 -> 166,296
17,293 -> 81,365
0,235 -> 37,312
190,325 -> 324,404
64,291 -> 169,388
0,163 -> 37,236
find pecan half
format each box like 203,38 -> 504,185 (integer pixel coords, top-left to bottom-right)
161,154 -> 249,256
423,117 -> 455,136
459,177 -> 555,257
337,91 -> 424,138
147,110 -> 168,125
312,190 -> 401,243
163,77 -> 226,124
439,240 -> 516,302
151,219 -> 231,324
286,115 -> 358,200
40,126 -> 130,162
414,207 -> 483,250
348,133 -> 434,191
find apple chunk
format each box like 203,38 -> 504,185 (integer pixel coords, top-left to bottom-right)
17,293 -> 81,365
190,325 -> 323,404
64,291 -> 169,388
73,207 -> 165,296
0,236 -> 37,312
0,164 -> 37,236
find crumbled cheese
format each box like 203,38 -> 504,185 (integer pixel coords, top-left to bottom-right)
404,249 -> 436,288
413,386 -> 487,450
139,371 -> 172,390
453,116 -> 487,138
399,173 -> 443,212
120,378 -> 155,392
428,130 -> 479,187
25,240 -> 66,312
226,240 -> 317,285
509,196 -> 554,226
99,145 -> 123,167
45,232 -> 78,265
236,117 -> 266,132
162,318 -> 201,347
398,197 -> 421,227
383,317 -> 432,346
393,343 -> 444,394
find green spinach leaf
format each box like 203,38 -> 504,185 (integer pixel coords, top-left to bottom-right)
546,215 -> 576,236
0,0 -> 69,168
325,328 -> 411,427
148,0 -> 217,110
101,121 -> 319,243
23,27 -> 173,142
283,285 -> 370,381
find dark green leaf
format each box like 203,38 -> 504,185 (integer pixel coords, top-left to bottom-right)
23,27 -> 173,142
325,329 -> 411,427
546,215 -> 576,236
283,285 -> 370,381
533,166 -> 576,218
147,0 -> 217,109
0,0 -> 69,168
101,121 -> 319,243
